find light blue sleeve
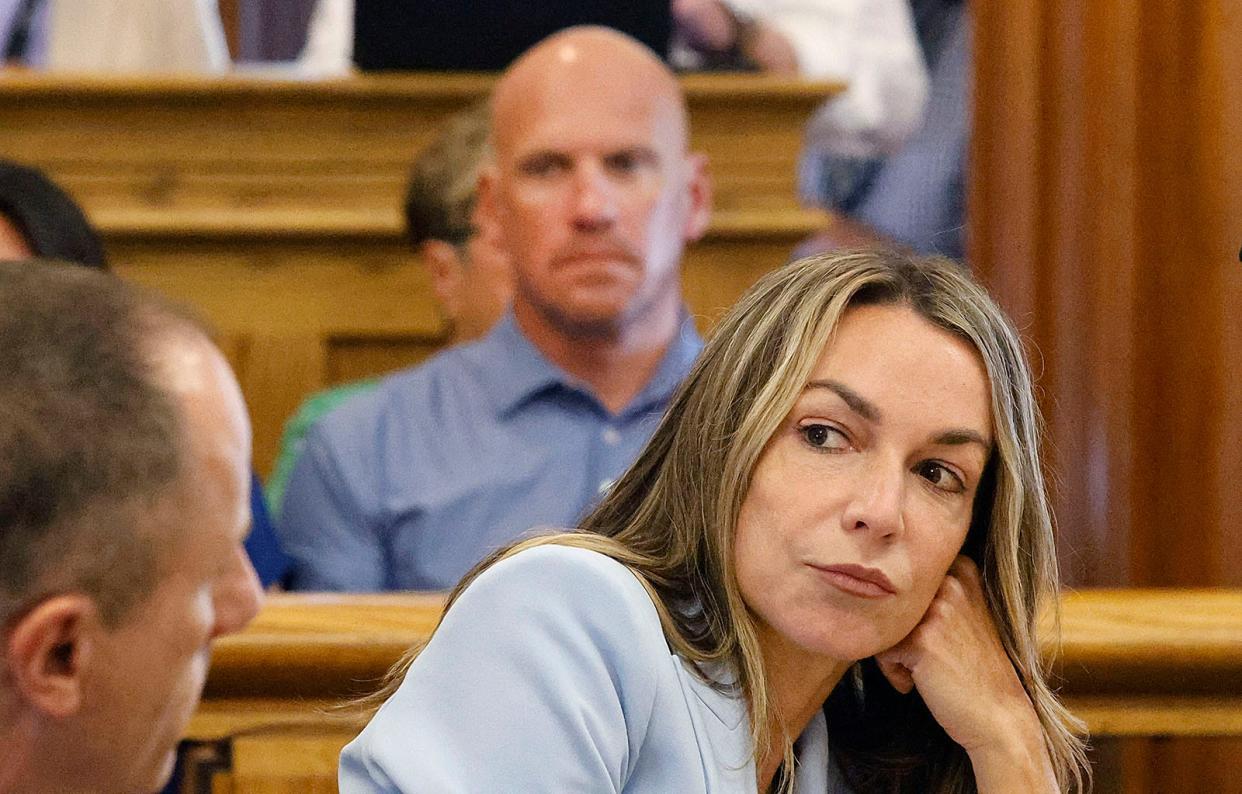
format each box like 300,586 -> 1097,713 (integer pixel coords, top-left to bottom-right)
339,545 -> 667,793
277,416 -> 386,592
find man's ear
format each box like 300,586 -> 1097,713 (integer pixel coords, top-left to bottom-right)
5,595 -> 96,719
420,239 -> 465,322
682,152 -> 714,244
474,166 -> 505,244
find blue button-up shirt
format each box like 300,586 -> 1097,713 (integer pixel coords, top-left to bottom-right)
278,311 -> 703,591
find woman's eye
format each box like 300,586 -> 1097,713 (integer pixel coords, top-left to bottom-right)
916,461 -> 966,493
799,423 -> 849,451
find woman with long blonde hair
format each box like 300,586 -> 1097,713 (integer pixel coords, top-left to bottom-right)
341,249 -> 1090,793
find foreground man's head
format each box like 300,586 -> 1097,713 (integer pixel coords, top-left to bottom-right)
0,260 -> 262,793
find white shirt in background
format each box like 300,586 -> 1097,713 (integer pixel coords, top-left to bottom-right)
45,0 -> 230,73
298,0 -> 928,160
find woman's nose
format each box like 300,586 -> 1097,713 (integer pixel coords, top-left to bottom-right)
840,458 -> 905,539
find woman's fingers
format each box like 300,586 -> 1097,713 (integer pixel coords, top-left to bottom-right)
873,555 -> 1037,753
876,655 -> 914,694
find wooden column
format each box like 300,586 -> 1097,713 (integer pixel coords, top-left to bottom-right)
972,0 -> 1241,589
972,2 -> 1242,790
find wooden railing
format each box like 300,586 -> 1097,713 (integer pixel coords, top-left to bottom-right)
1049,589 -> 1242,737
0,73 -> 838,221
183,589 -> 1242,791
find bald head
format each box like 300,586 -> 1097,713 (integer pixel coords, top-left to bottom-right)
491,26 -> 689,160
478,25 -> 711,352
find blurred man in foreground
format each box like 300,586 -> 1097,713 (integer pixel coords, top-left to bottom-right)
0,260 -> 262,792
0,157 -> 291,589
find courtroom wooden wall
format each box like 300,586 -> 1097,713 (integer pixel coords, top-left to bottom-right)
972,1 -> 1242,789
0,75 -> 832,479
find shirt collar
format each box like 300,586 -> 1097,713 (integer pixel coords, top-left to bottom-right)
473,311 -> 567,417
627,311 -> 704,415
475,309 -> 704,419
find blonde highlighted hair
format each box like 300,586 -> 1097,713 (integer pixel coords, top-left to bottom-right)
369,249 -> 1089,793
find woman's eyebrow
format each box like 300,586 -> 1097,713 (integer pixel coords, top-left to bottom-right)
931,429 -> 992,451
805,379 -> 880,422
805,380 -> 992,451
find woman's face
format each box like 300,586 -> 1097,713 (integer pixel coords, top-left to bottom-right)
733,303 -> 993,663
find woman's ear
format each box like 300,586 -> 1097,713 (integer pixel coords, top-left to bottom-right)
5,594 -> 97,718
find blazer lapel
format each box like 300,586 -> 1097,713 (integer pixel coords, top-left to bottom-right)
675,659 -> 753,790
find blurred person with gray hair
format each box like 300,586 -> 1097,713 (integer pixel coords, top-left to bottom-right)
0,260 -> 261,791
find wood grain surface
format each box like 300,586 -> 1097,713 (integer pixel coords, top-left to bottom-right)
0,74 -> 835,477
196,588 -> 1242,738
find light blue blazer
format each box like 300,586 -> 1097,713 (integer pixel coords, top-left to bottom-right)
340,545 -> 855,792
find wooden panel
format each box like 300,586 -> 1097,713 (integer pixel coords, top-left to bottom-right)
108,237 -> 445,477
104,209 -> 816,477
109,239 -> 441,337
0,75 -> 834,477
200,593 -> 445,702
1068,698 -> 1242,738
227,731 -> 349,793
236,335 -> 326,482
972,0 -> 1242,587
0,73 -> 839,223
971,1 -> 1242,789
194,589 -> 1242,728
1206,0 -> 1242,591
325,335 -> 447,387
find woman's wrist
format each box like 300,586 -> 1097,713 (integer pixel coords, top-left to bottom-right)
967,709 -> 1058,792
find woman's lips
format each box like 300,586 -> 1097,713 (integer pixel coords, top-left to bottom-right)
809,563 -> 897,598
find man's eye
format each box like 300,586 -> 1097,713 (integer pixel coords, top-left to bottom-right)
915,461 -> 966,493
800,423 -> 848,451
520,155 -> 569,177
605,153 -> 638,174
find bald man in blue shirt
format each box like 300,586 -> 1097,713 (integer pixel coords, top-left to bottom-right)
278,27 -> 713,591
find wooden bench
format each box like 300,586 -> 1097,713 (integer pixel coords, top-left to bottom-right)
184,588 -> 1242,791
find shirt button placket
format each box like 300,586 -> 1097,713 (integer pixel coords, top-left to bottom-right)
597,425 -> 623,494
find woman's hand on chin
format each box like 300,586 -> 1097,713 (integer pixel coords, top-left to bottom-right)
874,556 -> 1059,792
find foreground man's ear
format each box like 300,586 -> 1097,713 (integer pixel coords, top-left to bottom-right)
5,594 -> 97,718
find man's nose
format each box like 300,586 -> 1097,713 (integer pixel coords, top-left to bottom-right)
569,162 -> 619,231
212,546 -> 264,639
840,457 -> 905,539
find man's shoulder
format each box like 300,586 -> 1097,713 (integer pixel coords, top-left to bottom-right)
309,341 -> 494,440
